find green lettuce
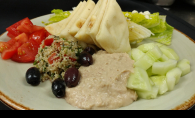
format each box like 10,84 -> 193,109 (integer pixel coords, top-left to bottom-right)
42,9 -> 71,25
139,13 -> 160,28
123,12 -> 146,24
123,11 -> 174,45
123,12 -> 160,28
147,23 -> 174,45
149,16 -> 167,34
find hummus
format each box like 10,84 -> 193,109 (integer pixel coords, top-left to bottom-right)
65,51 -> 138,110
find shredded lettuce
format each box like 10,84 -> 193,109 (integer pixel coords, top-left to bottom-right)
42,9 -> 71,26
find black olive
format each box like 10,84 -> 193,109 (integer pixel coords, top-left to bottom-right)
84,46 -> 96,55
52,78 -> 66,98
78,52 -> 93,66
26,67 -> 41,86
64,67 -> 80,88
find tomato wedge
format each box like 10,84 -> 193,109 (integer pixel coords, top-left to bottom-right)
16,17 -> 33,34
15,33 -> 29,44
6,19 -> 23,38
12,40 -> 39,63
7,38 -> 16,46
44,38 -> 54,46
1,42 -> 21,60
0,42 -> 11,53
32,25 -> 44,33
29,29 -> 46,45
7,32 -> 16,39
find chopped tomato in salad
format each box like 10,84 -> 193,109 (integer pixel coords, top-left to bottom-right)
0,17 -> 51,63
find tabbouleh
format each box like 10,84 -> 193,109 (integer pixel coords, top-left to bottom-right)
34,35 -> 83,82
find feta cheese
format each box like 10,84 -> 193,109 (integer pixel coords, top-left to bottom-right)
132,10 -> 151,19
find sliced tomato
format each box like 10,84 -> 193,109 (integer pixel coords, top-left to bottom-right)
32,25 -> 44,33
0,42 -> 11,53
7,32 -> 16,39
11,53 -> 35,63
6,19 -> 23,37
17,17 -> 33,34
48,53 -> 60,64
1,42 -> 21,60
29,29 -> 46,45
12,40 -> 39,63
7,38 -> 16,46
44,38 -> 54,46
15,33 -> 29,44
45,31 -> 51,38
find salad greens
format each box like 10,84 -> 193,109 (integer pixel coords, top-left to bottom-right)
42,9 -> 71,25
123,11 -> 174,45
148,23 -> 174,45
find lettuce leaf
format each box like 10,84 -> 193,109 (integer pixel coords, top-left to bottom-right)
139,13 -> 160,28
123,12 -> 160,28
149,16 -> 167,34
123,12 -> 146,24
147,23 -> 174,45
42,9 -> 71,26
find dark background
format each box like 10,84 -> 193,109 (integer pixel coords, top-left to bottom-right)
0,0 -> 195,110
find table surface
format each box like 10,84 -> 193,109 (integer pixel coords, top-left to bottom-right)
0,0 -> 195,110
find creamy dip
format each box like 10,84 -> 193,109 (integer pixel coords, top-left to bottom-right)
65,51 -> 137,110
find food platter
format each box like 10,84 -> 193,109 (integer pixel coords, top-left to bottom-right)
0,15 -> 195,110
0,12 -> 195,110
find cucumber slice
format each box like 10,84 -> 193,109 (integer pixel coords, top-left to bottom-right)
131,48 -> 145,61
147,67 -> 156,77
150,76 -> 168,95
146,46 -> 163,61
127,67 -> 152,92
134,54 -> 154,70
138,43 -> 155,53
134,46 -> 163,70
166,68 -> 182,91
160,46 -> 180,61
152,59 -> 177,75
177,59 -> 191,77
159,54 -> 169,62
137,86 -> 159,99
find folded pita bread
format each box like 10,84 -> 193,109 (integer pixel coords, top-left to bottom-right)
60,1 -> 87,40
96,0 -> 131,53
45,1 -> 83,36
69,0 -> 95,37
87,0 -> 108,48
74,0 -> 103,45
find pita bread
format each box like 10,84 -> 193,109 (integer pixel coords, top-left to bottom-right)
69,0 -> 95,36
96,0 -> 131,53
45,1 -> 83,36
87,0 -> 108,48
60,1 -> 87,40
74,0 -> 103,44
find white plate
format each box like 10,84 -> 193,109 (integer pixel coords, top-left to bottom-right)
0,14 -> 195,110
